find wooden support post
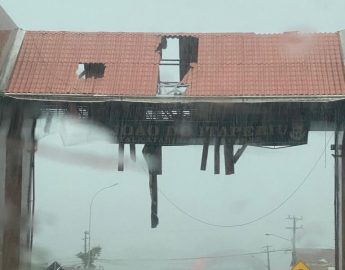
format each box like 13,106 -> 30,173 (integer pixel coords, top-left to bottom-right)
149,173 -> 159,228
2,107 -> 23,270
130,144 -> 136,162
224,141 -> 234,175
142,144 -> 162,228
118,143 -> 124,171
156,146 -> 162,175
214,138 -> 221,174
142,145 -> 162,175
200,142 -> 209,171
27,125 -> 36,253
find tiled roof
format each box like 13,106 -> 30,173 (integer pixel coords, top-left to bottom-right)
6,31 -> 345,98
182,32 -> 345,96
7,31 -> 161,96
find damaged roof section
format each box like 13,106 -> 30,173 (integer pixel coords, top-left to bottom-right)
5,31 -> 345,99
7,31 -> 162,96
156,35 -> 198,96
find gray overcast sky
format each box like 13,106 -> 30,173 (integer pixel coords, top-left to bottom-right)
0,0 -> 343,269
1,0 -> 345,33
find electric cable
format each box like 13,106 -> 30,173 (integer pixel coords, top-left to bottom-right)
96,248 -> 291,263
159,135 -> 334,228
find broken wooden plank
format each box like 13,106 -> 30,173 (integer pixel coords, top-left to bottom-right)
214,138 -> 221,174
200,130 -> 210,171
149,173 -> 159,228
130,144 -> 136,162
118,143 -> 124,171
200,142 -> 209,171
224,141 -> 234,175
234,145 -> 247,164
156,146 -> 162,175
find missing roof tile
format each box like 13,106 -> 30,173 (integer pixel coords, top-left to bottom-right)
157,36 -> 198,96
76,63 -> 105,79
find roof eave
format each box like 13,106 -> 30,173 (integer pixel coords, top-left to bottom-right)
5,93 -> 345,103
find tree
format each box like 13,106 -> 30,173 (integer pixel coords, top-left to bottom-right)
76,246 -> 102,269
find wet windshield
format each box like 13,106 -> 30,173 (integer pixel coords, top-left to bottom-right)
0,1 -> 344,270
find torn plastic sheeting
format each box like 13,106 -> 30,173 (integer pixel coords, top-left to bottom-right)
57,116 -> 114,146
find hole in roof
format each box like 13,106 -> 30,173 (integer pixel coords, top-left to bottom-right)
76,63 -> 105,79
157,36 -> 198,96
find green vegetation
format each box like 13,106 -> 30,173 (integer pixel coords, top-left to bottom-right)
76,246 -> 102,269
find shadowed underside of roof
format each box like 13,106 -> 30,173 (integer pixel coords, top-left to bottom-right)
5,31 -> 345,99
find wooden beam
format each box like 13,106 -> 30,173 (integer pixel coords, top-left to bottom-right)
214,138 -> 221,174
130,144 -> 136,162
234,145 -> 247,164
200,142 -> 209,171
118,143 -> 124,171
156,146 -> 162,175
224,141 -> 234,175
149,173 -> 159,228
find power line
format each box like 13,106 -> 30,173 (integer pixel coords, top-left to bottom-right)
165,249 -> 290,261
96,248 -> 291,263
159,135 -> 333,228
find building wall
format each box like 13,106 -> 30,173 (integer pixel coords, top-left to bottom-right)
0,105 -> 11,270
0,5 -> 24,93
0,6 -> 17,30
0,102 -> 36,270
0,7 -> 19,269
0,5 -> 16,61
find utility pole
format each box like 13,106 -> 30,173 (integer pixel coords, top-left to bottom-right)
82,231 -> 89,268
286,215 -> 303,266
263,245 -> 272,270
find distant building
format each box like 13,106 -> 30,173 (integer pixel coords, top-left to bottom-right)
46,261 -> 65,270
45,262 -> 84,270
296,248 -> 335,270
